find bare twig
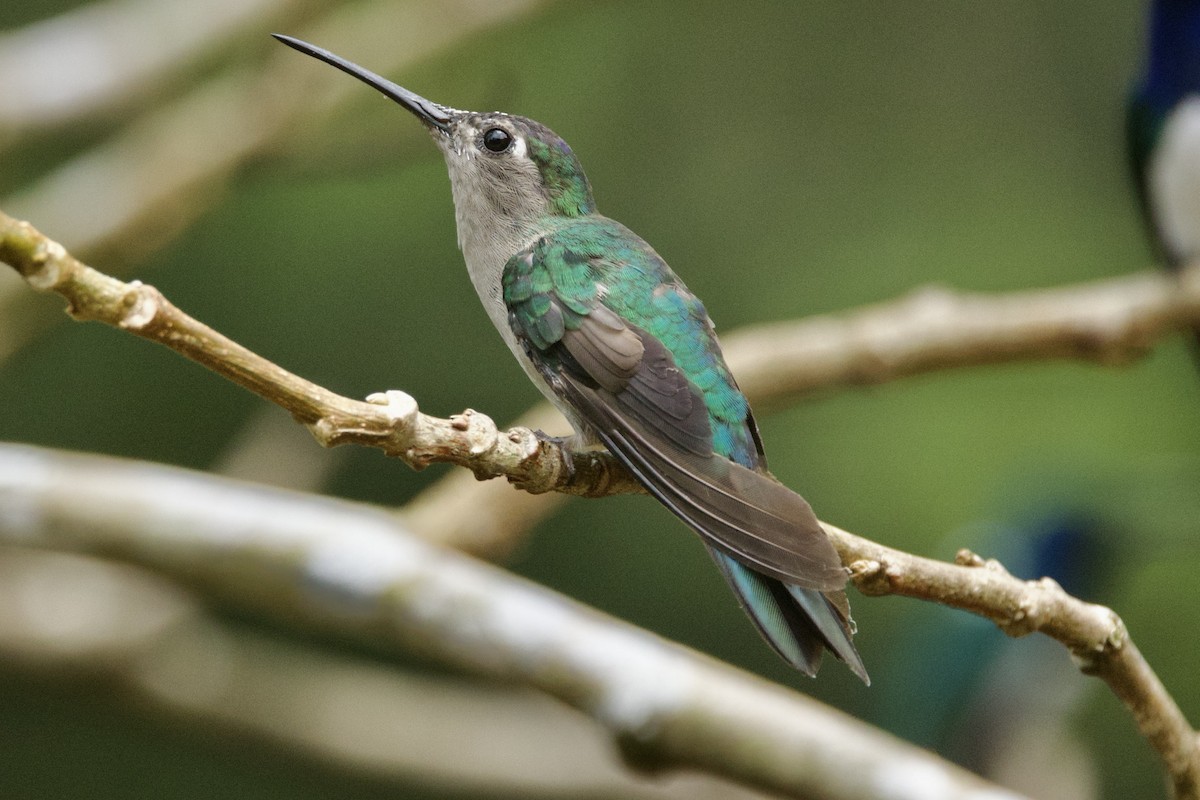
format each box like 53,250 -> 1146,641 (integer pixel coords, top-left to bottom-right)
0,210 -> 638,499
8,205 -> 1200,516
3,210 -> 1199,796
721,269 -> 1200,402
8,209 -> 1200,502
827,526 -> 1200,799
0,443 -> 1026,800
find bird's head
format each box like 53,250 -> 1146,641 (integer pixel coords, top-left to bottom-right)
274,35 -> 596,231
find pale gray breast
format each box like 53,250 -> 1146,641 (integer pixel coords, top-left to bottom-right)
447,174 -> 590,432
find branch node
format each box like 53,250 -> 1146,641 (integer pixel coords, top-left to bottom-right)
558,445 -> 651,498
995,577 -> 1061,638
954,548 -> 984,567
118,281 -> 162,329
848,558 -> 888,595
1071,609 -> 1128,671
366,390 -> 420,427
999,595 -> 1039,638
506,425 -> 543,464
26,236 -> 66,290
1036,575 -> 1063,593
404,451 -> 432,470
451,408 -> 500,457
502,431 -> 566,494
1107,613 -> 1129,649
306,417 -> 339,448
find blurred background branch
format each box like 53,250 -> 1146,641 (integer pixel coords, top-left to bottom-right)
0,548 -> 767,800
0,0 -> 301,136
0,443 -> 1019,800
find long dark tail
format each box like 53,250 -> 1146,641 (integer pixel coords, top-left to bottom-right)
549,357 -> 867,679
711,548 -> 869,684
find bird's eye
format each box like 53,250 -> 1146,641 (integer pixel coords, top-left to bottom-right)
482,127 -> 513,153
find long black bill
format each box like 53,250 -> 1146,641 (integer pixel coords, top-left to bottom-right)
272,34 -> 453,132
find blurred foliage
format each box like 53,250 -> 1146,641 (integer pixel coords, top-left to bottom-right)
2,1 -> 1198,798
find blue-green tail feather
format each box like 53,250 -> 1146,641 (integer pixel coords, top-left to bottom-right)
712,550 -> 869,684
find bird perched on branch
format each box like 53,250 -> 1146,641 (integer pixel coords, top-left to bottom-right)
274,34 -> 867,682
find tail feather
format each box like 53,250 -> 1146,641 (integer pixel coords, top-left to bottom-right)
712,549 -> 869,684
786,582 -> 869,684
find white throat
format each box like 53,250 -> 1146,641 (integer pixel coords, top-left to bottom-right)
438,146 -> 576,420
1151,96 -> 1200,262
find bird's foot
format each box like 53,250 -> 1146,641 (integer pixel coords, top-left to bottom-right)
533,430 -> 588,482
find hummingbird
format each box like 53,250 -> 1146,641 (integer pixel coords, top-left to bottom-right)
1128,0 -> 1200,359
274,34 -> 867,682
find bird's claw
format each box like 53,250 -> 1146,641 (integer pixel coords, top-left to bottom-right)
535,430 -> 580,482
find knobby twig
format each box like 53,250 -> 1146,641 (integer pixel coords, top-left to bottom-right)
827,526 -> 1200,798
0,210 -> 639,499
0,443 -> 1025,800
3,210 -> 1200,796
7,208 -> 1200,502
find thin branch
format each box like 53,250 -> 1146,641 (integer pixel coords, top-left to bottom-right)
0,210 -> 640,498
827,526 -> 1200,798
3,210 -> 1199,796
8,206 -> 1200,503
721,268 -> 1200,402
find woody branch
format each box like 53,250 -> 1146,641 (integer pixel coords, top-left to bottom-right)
3,209 -> 1199,797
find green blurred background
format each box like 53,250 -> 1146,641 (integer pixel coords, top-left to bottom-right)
2,1 -> 1197,798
